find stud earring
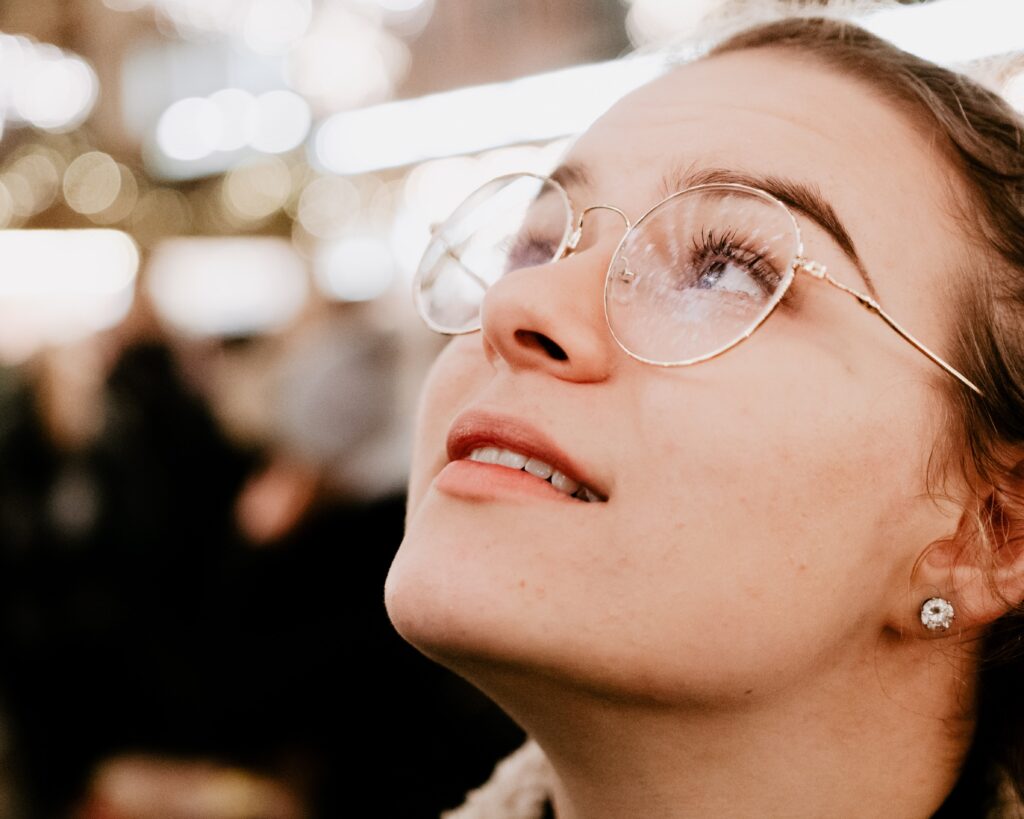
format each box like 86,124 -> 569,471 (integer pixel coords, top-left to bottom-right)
920,597 -> 955,631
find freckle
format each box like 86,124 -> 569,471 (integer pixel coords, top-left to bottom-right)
518,579 -> 526,589
797,563 -> 807,572
744,689 -> 754,695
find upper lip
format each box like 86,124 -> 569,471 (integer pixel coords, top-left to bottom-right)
446,408 -> 608,500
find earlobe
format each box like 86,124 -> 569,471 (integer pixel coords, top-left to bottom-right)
912,471 -> 1024,634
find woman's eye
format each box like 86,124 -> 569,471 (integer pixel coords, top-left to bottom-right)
503,232 -> 559,273
693,256 -> 764,297
686,230 -> 783,300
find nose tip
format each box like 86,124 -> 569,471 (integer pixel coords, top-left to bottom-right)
479,245 -> 618,383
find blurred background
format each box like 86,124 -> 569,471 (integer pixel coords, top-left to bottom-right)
0,0 -> 1021,816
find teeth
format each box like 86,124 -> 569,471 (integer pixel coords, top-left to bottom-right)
496,449 -> 528,469
550,470 -> 579,494
465,446 -> 600,502
523,457 -> 553,479
468,446 -> 501,464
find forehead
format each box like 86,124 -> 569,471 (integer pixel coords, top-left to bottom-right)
565,49 -> 962,311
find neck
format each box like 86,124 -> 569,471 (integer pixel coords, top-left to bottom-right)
469,633 -> 975,819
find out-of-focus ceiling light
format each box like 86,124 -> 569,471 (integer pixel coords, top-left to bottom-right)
314,236 -> 396,302
147,236 -> 308,337
862,0 -> 1024,65
0,33 -> 99,133
0,230 -> 139,363
156,96 -> 224,161
242,0 -> 313,56
287,4 -> 409,114
155,88 -> 310,163
624,0 -> 718,47
315,0 -> 1024,175
63,152 -> 123,216
220,157 -> 292,224
313,54 -> 667,174
105,0 -> 312,54
247,90 -> 311,153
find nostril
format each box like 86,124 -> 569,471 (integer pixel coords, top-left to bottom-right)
514,330 -> 568,361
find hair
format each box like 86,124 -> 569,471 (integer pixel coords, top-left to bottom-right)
706,14 -> 1024,817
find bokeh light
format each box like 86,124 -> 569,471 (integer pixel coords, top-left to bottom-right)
623,0 -> 718,47
147,236 -> 308,337
247,90 -> 311,154
0,34 -> 99,134
221,157 -> 292,224
0,230 -> 139,363
242,0 -> 313,55
287,4 -> 409,113
209,88 -> 256,152
156,96 -> 224,161
63,152 -> 123,216
90,164 -> 139,225
314,235 -> 397,302
296,176 -> 361,239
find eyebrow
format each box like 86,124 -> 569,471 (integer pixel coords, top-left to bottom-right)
549,160 -> 881,304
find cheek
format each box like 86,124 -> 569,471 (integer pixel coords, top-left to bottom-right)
577,366 -> 939,692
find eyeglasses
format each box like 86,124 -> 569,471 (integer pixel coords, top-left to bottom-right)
412,172 -> 984,398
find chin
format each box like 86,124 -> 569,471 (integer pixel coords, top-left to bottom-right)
385,501 -> 523,668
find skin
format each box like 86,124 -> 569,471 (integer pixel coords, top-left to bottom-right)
385,49 -> 995,818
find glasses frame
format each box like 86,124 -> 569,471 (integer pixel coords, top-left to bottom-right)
415,172 -> 985,398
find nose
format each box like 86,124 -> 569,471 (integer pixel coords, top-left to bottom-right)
478,218 -> 623,382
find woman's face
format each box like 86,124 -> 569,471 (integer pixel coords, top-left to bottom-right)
386,49 -> 968,705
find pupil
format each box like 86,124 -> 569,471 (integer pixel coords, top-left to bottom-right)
699,260 -> 726,287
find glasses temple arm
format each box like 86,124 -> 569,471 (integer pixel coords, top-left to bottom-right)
804,264 -> 985,398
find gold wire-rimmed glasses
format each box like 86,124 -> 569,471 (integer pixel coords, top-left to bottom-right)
412,172 -> 984,398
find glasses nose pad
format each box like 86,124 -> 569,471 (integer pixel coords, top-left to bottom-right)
607,255 -> 637,306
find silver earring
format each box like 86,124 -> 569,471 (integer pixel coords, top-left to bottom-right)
920,597 -> 955,631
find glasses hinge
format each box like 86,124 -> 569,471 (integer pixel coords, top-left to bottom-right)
796,258 -> 827,279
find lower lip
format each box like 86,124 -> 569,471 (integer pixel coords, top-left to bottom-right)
434,459 -> 583,503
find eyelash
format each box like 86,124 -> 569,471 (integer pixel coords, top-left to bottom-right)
691,228 -> 799,310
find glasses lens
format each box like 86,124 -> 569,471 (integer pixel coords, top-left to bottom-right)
605,185 -> 800,365
414,173 -> 572,334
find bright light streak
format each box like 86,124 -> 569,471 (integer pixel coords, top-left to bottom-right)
314,0 -> 1024,175
314,54 -> 668,174
147,237 -> 308,337
372,0 -> 429,11
862,0 -> 1024,65
0,230 -> 139,363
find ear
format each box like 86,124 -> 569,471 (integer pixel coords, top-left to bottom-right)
911,462 -> 1024,636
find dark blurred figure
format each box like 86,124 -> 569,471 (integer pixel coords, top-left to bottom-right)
0,315 -> 522,819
